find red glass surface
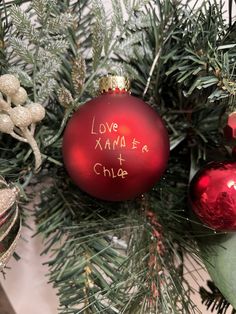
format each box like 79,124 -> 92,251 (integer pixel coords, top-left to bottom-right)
62,92 -> 169,201
224,112 -> 236,140
189,161 -> 236,230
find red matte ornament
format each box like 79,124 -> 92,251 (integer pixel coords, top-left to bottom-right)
62,78 -> 169,201
189,161 -> 236,231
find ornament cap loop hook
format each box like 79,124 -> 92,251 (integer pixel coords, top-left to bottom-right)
99,76 -> 131,94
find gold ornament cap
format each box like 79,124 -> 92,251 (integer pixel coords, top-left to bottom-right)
99,76 -> 130,94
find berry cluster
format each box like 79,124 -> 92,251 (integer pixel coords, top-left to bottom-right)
0,74 -> 45,171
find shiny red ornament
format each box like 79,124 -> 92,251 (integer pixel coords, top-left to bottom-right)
62,77 -> 169,201
189,161 -> 236,231
223,111 -> 236,141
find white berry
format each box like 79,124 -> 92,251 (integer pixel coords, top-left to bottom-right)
10,106 -> 32,127
0,114 -> 14,134
0,74 -> 20,96
11,87 -> 28,105
26,103 -> 45,123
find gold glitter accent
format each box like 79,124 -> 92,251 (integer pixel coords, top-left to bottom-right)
0,206 -> 19,242
9,105 -> 33,127
84,266 -> 92,275
26,103 -> 46,123
84,254 -> 94,289
11,87 -> 28,105
99,76 -> 131,94
57,87 -> 74,108
71,56 -> 86,95
0,188 -> 18,215
0,114 -> 14,134
221,78 -> 236,96
0,74 -> 20,96
0,220 -> 21,271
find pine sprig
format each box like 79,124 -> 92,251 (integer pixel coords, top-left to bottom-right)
36,177 -> 130,313
133,0 -> 152,11
44,39 -> 69,56
162,0 -> 234,101
34,58 -> 60,84
122,0 -> 132,13
71,55 -> 86,95
10,5 -> 38,41
117,31 -> 145,54
9,37 -> 35,64
36,78 -> 57,103
47,13 -> 74,34
0,10 -> 7,73
200,281 -> 236,314
36,168 -> 202,313
92,0 -> 106,70
111,0 -> 124,31
8,66 -> 33,87
8,0 -> 73,102
30,0 -> 48,23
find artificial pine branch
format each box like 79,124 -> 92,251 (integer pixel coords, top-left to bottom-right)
36,175 -> 130,313
92,0 -> 106,70
9,1 -> 73,102
9,4 -> 37,41
1,0 -> 236,313
36,170 -> 201,313
0,4 -> 7,73
200,281 -> 236,314
36,0 -> 220,312
9,37 -> 35,64
8,66 -> 33,87
0,0 -> 74,178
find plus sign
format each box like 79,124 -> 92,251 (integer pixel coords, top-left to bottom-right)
118,154 -> 125,166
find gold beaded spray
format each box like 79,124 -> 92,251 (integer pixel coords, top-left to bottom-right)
99,76 -> 131,94
0,74 -> 45,171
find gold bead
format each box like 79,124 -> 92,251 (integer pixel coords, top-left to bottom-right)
11,87 -> 28,105
9,105 -> 33,127
0,188 -> 18,214
0,98 -> 10,111
0,74 -> 20,96
0,114 -> 14,134
26,103 -> 45,123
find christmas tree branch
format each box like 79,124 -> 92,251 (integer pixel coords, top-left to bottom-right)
43,107 -> 73,147
77,0 -> 151,100
35,158 -> 204,313
200,281 -> 236,314
1,0 -> 236,313
35,0 -> 219,312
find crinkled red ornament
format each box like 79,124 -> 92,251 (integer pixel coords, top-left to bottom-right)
62,76 -> 169,201
189,161 -> 236,231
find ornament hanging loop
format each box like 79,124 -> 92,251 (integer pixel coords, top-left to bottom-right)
99,76 -> 131,94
